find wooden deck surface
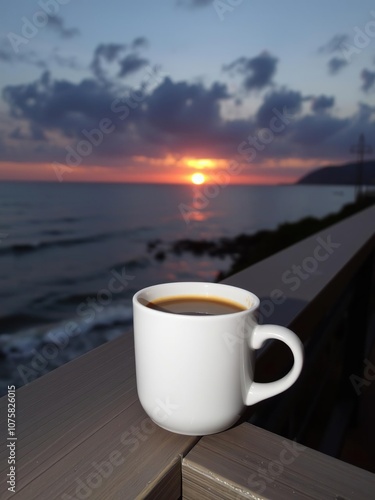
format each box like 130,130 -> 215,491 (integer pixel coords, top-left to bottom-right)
182,423 -> 375,499
0,334 -> 198,499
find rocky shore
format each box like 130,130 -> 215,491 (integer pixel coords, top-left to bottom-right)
148,195 -> 375,281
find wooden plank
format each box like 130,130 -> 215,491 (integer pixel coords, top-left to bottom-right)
224,205 -> 375,339
0,333 -> 198,499
144,460 -> 182,500
182,423 -> 375,499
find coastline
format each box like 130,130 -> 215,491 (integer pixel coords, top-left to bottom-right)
148,195 -> 375,281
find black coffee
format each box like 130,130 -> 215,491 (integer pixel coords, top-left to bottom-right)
146,295 -> 246,315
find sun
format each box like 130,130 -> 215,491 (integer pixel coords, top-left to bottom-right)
191,172 -> 206,185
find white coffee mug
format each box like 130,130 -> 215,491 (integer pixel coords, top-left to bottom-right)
133,282 -> 304,435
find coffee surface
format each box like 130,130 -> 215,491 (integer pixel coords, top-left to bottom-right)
146,295 -> 246,315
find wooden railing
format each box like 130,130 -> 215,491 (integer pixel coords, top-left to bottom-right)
1,204 -> 375,499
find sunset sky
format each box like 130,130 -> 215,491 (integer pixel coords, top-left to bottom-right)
0,0 -> 374,184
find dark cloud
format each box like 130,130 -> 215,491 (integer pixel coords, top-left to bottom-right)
90,41 -> 149,80
0,40 -> 81,71
1,69 -> 238,160
357,102 -> 375,118
47,16 -> 80,39
223,52 -> 278,92
52,51 -> 81,70
9,124 -> 46,141
328,56 -> 348,75
311,95 -> 335,113
361,69 -> 375,92
256,89 -> 303,128
94,43 -> 126,62
146,77 -> 228,133
9,127 -> 25,140
30,124 -> 47,141
2,71 -> 120,137
318,35 -> 351,75
118,54 -> 149,78
291,114 -> 347,146
90,43 -> 127,80
318,34 -> 350,54
131,37 -> 149,50
0,42 -> 46,68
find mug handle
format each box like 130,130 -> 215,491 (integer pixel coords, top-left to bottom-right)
245,324 -> 304,405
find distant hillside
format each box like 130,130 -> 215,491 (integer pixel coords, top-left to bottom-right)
297,160 -> 375,185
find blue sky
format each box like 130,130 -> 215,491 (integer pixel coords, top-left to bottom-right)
0,0 -> 374,183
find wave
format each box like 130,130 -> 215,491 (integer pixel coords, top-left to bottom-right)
0,233 -> 117,256
0,225 -> 155,257
0,312 -> 53,333
109,256 -> 151,272
40,229 -> 74,237
0,304 -> 133,396
56,292 -> 106,306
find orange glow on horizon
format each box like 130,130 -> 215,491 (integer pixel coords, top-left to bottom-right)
184,158 -> 217,169
0,156 -> 344,185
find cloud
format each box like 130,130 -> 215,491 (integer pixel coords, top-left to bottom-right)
2,69 -> 240,160
147,78 -> 228,129
357,102 -> 375,118
131,37 -> 149,50
2,48 -> 375,170
0,41 -> 46,68
90,43 -> 127,80
51,49 -> 81,70
0,39 -> 81,71
318,34 -> 350,55
47,16 -> 80,39
361,69 -> 375,92
9,127 -> 26,140
328,56 -> 348,75
291,114 -> 347,146
118,54 -> 149,78
9,124 -> 46,141
256,89 -> 304,128
2,71 -> 119,137
311,95 -> 335,113
90,39 -> 150,80
223,52 -> 278,92
318,34 -> 351,75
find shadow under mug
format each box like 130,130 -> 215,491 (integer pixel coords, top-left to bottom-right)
133,282 -> 304,436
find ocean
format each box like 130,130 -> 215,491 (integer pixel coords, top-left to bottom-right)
0,182 -> 355,394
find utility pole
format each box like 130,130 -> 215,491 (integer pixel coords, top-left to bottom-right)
350,133 -> 372,199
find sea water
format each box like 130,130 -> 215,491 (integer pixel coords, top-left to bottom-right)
0,181 -> 354,393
